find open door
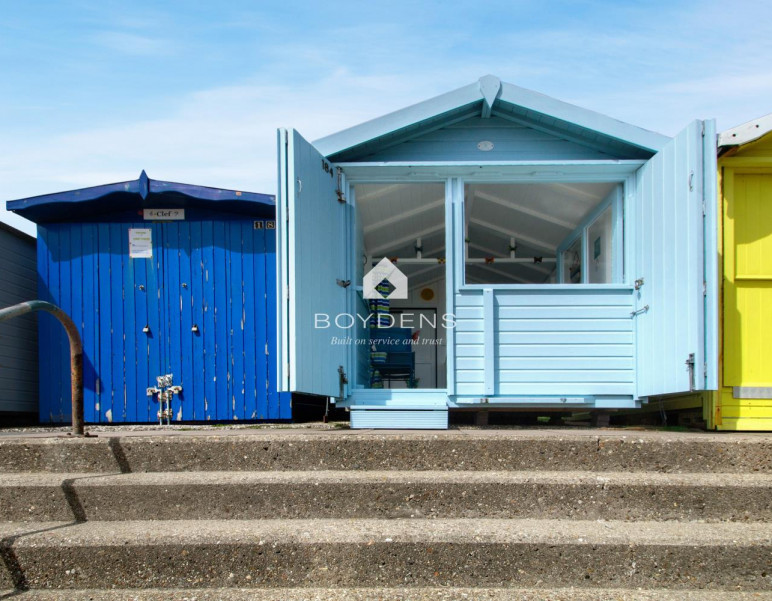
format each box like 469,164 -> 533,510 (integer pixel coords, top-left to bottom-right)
277,129 -> 350,398
634,120 -> 718,398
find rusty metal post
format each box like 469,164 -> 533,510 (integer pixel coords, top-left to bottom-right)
0,300 -> 84,436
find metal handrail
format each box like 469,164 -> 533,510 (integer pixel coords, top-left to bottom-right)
0,301 -> 84,436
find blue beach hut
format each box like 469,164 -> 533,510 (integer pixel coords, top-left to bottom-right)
276,75 -> 719,429
8,171 -> 290,423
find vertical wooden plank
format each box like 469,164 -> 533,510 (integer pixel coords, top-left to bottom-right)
189,221 -> 206,420
177,222 -> 194,421
164,222 -> 185,420
54,225 -> 70,421
201,221 -> 216,420
120,223 -> 137,422
702,119 -> 718,391
36,228 -> 53,422
78,224 -> 98,423
127,223 -> 151,422
96,224 -> 112,424
146,223 -> 163,421
241,221 -> 257,420
212,221 -> 229,420
68,224 -> 88,420
228,221 -> 246,420
483,288 -> 495,396
263,222 -> 277,418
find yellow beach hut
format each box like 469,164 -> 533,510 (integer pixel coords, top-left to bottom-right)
710,114 -> 772,430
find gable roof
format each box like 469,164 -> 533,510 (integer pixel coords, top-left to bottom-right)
314,75 -> 669,161
718,113 -> 772,151
7,170 -> 275,223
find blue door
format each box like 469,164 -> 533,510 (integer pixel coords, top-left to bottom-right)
634,120 -> 718,398
277,129 -> 351,398
160,220 -> 282,421
39,219 -> 285,423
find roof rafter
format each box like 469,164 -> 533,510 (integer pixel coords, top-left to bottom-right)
471,188 -> 575,230
469,217 -> 556,253
362,197 -> 444,234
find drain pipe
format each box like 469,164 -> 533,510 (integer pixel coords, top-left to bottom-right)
0,300 -> 84,437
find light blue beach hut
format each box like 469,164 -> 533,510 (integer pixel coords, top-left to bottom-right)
277,75 -> 718,429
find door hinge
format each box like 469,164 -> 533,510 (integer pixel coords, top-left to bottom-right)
265,343 -> 269,355
704,362 -> 708,379
703,281 -> 707,297
297,178 -> 302,193
336,167 -> 346,204
688,170 -> 695,192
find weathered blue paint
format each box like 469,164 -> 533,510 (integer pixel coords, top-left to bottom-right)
9,173 -> 287,424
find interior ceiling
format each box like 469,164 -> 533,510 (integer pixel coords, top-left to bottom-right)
356,182 -> 617,288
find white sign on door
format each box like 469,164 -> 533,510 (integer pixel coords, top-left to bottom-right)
129,228 -> 153,258
143,209 -> 185,220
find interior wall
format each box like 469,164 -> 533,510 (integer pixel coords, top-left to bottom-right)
390,281 -> 447,388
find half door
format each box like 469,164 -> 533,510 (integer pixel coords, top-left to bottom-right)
634,120 -> 718,398
277,129 -> 351,398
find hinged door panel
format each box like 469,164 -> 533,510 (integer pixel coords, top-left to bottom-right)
634,120 -> 717,398
277,129 -> 350,397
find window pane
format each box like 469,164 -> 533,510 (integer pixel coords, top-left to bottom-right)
464,182 -> 619,285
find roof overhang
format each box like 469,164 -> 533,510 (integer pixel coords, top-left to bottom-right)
6,171 -> 275,224
718,113 -> 772,154
314,75 -> 669,161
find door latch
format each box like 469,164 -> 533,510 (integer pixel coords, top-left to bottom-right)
630,305 -> 649,317
685,353 -> 696,392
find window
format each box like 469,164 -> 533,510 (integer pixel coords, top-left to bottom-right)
464,182 -> 623,285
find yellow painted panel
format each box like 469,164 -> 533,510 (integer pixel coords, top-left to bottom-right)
717,418 -> 772,431
734,174 -> 772,278
720,405 -> 772,418
723,280 -> 772,385
722,399 -> 772,407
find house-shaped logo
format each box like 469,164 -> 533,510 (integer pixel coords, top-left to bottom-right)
363,258 -> 408,300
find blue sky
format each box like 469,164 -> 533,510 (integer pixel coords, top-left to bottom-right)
2,0 -> 772,235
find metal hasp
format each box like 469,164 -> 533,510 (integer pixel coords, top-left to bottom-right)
147,373 -> 182,425
685,353 -> 696,392
0,300 -> 84,436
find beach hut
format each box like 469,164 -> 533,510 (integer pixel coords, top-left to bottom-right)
276,75 -> 719,429
703,114 -> 772,430
8,172 -> 290,423
0,222 -> 38,422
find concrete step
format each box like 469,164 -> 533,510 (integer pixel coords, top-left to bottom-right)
2,470 -> 771,522
1,430 -> 770,473
1,519 -> 771,591
4,588 -> 772,600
